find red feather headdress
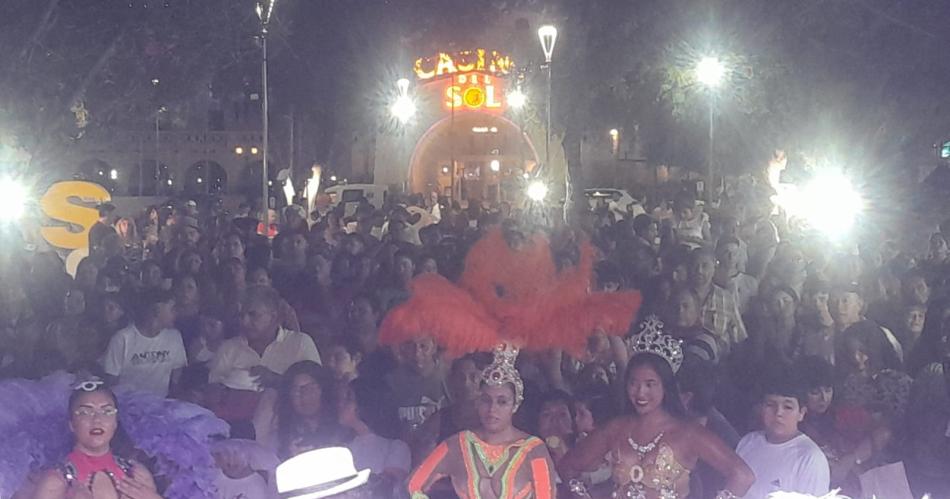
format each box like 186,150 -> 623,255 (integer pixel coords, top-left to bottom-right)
379,228 -> 641,357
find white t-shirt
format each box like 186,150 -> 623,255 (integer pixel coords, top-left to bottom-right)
102,325 -> 187,397
737,431 -> 830,499
208,327 -> 322,385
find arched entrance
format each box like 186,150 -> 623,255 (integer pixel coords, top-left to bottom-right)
184,160 -> 228,195
408,113 -> 539,203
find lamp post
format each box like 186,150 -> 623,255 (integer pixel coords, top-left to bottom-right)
537,25 -> 558,172
695,56 -> 725,204
257,0 -> 276,225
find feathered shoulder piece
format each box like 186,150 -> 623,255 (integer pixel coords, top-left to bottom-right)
0,373 -> 228,498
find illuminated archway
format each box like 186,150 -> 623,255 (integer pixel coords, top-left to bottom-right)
407,113 -> 539,202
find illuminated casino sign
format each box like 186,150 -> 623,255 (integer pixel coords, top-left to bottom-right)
443,73 -> 505,112
413,49 -> 513,113
414,49 -> 514,80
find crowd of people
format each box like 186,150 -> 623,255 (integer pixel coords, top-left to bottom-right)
1,176 -> 949,499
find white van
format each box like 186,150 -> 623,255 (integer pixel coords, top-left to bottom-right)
324,184 -> 390,216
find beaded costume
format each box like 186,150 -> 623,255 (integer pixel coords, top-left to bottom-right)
612,317 -> 690,499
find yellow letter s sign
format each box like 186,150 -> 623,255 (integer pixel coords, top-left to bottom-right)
39,181 -> 111,250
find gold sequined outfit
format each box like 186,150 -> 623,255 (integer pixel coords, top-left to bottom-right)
608,439 -> 689,499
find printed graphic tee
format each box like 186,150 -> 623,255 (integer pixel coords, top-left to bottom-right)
103,324 -> 187,396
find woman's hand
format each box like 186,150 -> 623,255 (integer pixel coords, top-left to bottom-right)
115,466 -> 161,499
115,477 -> 161,499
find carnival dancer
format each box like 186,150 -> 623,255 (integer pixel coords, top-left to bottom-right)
407,344 -> 557,499
33,378 -> 160,499
559,317 -> 754,499
0,373 -> 228,499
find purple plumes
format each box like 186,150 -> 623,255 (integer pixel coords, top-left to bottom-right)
0,373 -> 228,499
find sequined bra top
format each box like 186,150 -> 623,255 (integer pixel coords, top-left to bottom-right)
608,433 -> 690,499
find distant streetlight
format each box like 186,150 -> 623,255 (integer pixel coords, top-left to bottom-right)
251,147 -> 260,155
490,159 -> 501,172
390,78 -> 416,125
109,169 -> 118,180
696,55 -> 726,203
235,146 -> 244,155
609,129 -> 620,156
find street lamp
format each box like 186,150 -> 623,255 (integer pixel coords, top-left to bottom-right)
390,78 -> 416,124
537,25 -> 558,171
695,55 -> 725,203
257,0 -> 277,225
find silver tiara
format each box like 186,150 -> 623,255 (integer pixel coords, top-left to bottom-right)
630,316 -> 684,373
72,377 -> 105,392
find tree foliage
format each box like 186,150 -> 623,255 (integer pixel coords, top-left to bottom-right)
0,0 -> 259,170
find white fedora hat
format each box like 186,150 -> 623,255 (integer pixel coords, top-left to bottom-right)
276,447 -> 370,499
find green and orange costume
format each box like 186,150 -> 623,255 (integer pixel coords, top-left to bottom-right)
408,430 -> 556,499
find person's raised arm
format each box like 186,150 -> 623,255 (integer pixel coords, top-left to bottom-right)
558,418 -> 623,479
691,425 -> 754,497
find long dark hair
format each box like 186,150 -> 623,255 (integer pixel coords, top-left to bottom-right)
624,353 -> 688,419
276,361 -> 339,455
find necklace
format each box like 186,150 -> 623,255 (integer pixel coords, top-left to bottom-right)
628,432 -> 664,456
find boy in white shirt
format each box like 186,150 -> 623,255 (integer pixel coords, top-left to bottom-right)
737,374 -> 830,498
103,289 -> 187,397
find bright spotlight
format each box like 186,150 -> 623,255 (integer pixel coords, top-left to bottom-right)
0,178 -> 28,222
526,180 -> 548,202
250,147 -> 260,155
696,56 -> 725,88
391,78 -> 416,125
490,159 -> 501,172
235,146 -> 244,155
390,96 -> 416,124
109,169 -> 118,180
776,170 -> 863,238
609,129 -> 619,139
329,175 -> 338,182
507,89 -> 526,109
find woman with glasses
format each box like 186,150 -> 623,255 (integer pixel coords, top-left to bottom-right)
33,379 -> 161,499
